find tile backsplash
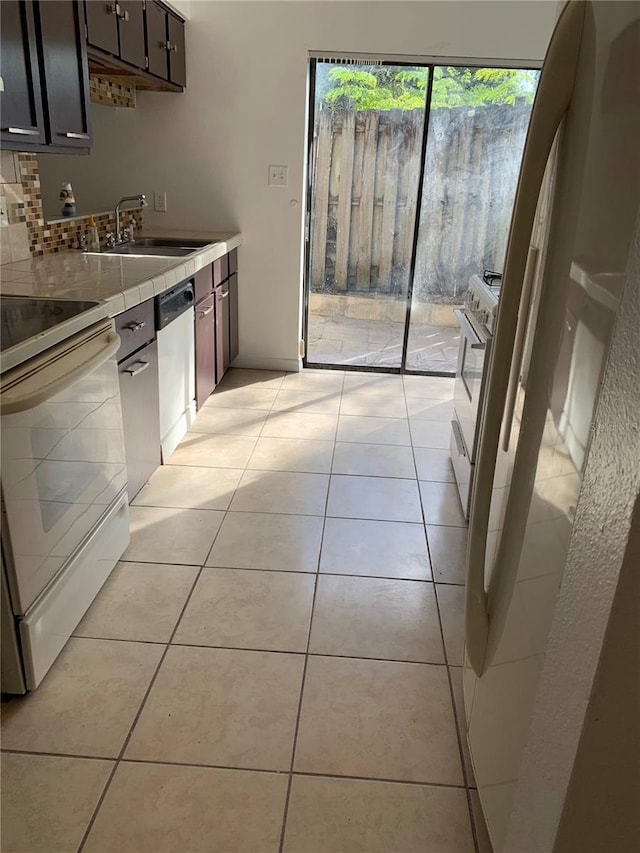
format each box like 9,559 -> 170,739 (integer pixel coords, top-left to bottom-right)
89,76 -> 136,109
0,151 -> 143,263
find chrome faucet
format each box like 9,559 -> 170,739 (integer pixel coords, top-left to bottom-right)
114,194 -> 147,244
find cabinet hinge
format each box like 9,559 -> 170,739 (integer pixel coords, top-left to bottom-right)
305,211 -> 310,242
142,0 -> 146,9
145,56 -> 149,70
84,22 -> 88,38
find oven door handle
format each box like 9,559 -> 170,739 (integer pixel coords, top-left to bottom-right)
453,309 -> 485,350
1,330 -> 120,415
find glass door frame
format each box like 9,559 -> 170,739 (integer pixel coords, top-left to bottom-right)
302,54 -> 541,377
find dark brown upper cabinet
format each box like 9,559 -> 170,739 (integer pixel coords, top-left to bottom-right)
85,1 -> 146,69
0,1 -> 47,148
37,0 -> 92,150
146,1 -> 185,87
0,0 -> 91,152
85,0 -> 119,55
86,0 -> 186,93
166,9 -> 185,86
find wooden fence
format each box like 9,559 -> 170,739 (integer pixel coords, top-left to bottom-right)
310,103 -> 532,302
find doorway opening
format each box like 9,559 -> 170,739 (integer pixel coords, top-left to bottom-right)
304,58 -> 539,374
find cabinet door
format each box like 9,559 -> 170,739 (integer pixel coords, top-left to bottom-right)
84,0 -> 119,55
118,1 -> 146,68
146,0 -> 168,79
38,0 -> 91,149
213,252 -> 229,287
167,11 -> 185,87
0,1 -> 46,147
215,283 -> 230,383
195,294 -> 216,409
228,272 -> 239,363
119,340 -> 161,501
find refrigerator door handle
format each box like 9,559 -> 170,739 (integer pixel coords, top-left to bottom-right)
465,0 -> 586,677
502,245 -> 539,452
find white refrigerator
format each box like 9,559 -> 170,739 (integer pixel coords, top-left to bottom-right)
462,2 -> 640,850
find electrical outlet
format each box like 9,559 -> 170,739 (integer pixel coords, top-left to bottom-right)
154,191 -> 167,212
268,165 -> 288,187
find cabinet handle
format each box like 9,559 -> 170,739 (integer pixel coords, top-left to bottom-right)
5,127 -> 40,136
108,3 -> 120,15
59,132 -> 90,140
199,306 -> 214,317
123,360 -> 150,376
118,8 -> 129,21
217,289 -> 230,300
125,320 -> 147,332
160,40 -> 177,52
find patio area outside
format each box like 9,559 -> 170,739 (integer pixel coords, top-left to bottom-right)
307,303 -> 460,373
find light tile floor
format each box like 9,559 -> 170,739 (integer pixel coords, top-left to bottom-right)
0,368 -> 491,853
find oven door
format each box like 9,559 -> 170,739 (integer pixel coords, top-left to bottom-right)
453,308 -> 490,462
0,321 -> 126,615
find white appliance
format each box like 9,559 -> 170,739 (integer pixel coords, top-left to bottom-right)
156,279 -> 196,460
451,272 -> 501,518
463,2 -> 640,850
1,315 -> 130,692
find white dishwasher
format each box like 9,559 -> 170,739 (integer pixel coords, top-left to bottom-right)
156,279 -> 196,461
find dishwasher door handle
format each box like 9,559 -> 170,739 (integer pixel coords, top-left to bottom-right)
123,360 -> 150,377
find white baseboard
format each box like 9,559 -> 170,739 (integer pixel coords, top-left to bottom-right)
230,356 -> 302,373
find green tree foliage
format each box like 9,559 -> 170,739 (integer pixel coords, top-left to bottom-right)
322,65 -> 538,111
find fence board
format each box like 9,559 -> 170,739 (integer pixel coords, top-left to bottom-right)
334,111 -> 355,291
377,112 -> 399,293
311,109 -> 333,288
356,112 -> 378,291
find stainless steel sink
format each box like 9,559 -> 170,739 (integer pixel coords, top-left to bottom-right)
104,245 -> 196,257
132,238 -> 213,249
103,237 -> 216,257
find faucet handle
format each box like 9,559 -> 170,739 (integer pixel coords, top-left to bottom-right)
77,232 -> 88,251
105,232 -> 116,249
122,225 -> 133,243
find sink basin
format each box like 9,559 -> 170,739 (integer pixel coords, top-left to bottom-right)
104,245 -> 195,257
132,238 -> 213,249
103,237 -> 217,257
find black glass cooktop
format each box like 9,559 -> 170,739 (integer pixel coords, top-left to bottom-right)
0,296 -> 100,352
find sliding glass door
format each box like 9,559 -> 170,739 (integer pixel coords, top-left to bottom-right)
306,61 -> 429,368
305,60 -> 539,374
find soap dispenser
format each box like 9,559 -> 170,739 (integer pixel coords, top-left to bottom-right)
86,215 -> 100,252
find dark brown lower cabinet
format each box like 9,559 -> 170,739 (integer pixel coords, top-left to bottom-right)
119,340 -> 161,500
195,293 -> 215,409
215,282 -> 231,384
228,272 -> 239,363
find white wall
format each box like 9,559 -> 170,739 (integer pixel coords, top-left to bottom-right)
44,1 -> 557,369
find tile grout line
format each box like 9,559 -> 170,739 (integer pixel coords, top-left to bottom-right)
114,560 -> 464,584
276,369 -> 343,853
0,747 -> 472,791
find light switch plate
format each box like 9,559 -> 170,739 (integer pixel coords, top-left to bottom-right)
268,165 -> 288,187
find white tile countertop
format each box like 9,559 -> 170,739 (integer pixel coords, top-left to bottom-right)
0,230 -> 242,316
